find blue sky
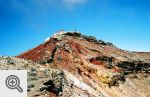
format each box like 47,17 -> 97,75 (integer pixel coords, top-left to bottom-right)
0,0 -> 150,56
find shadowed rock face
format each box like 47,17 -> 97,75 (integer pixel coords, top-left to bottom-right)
16,31 -> 150,97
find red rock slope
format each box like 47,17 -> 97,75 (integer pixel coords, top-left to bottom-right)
18,31 -> 150,97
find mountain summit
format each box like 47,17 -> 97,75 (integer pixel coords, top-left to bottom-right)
16,31 -> 150,96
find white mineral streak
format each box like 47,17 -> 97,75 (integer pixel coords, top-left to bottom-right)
63,70 -> 105,97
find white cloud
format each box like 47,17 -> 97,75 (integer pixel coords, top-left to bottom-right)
61,0 -> 88,9
8,0 -> 88,12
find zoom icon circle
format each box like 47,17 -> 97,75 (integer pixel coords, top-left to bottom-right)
5,75 -> 23,93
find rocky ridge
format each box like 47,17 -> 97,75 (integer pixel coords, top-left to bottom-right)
0,31 -> 150,97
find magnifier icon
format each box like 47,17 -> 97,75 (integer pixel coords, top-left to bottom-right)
5,75 -> 23,93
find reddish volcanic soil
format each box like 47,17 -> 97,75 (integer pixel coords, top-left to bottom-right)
18,31 -> 150,97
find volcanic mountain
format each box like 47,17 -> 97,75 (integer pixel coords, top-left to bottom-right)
17,31 -> 150,97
